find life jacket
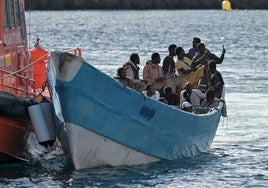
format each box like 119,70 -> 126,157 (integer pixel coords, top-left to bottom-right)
123,61 -> 139,79
145,60 -> 162,79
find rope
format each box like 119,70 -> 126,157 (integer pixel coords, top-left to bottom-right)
0,47 -> 81,80
0,53 -> 48,80
32,80 -> 48,101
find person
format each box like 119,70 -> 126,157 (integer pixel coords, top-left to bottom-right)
192,43 -> 226,85
175,46 -> 205,88
163,86 -> 180,106
186,37 -> 201,59
200,89 -> 219,108
143,52 -> 165,91
192,43 -> 225,68
114,67 -> 135,89
181,102 -> 193,113
142,83 -> 160,101
123,53 -> 141,80
162,44 -> 181,93
162,44 -> 177,77
123,53 -> 146,92
207,60 -> 225,99
180,82 -> 206,106
199,87 -> 227,116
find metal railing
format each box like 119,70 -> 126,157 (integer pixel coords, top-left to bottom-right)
0,47 -> 82,99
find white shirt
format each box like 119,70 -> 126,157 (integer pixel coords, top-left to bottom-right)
180,89 -> 206,106
142,90 -> 160,101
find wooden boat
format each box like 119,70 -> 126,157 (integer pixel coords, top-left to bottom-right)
46,51 -> 225,170
0,0 -> 52,163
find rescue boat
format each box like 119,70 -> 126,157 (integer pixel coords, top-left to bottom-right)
0,0 -> 51,163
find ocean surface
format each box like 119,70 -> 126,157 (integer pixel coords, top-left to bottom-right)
1,10 -> 268,187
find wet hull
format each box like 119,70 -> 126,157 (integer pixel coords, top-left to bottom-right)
0,117 -> 33,163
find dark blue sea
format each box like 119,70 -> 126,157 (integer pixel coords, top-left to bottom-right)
1,10 -> 268,187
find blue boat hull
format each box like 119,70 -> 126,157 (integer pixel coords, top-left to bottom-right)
47,52 -> 223,169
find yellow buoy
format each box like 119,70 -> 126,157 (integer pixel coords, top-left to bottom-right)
222,0 -> 231,11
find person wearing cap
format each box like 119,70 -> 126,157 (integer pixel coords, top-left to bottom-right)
142,83 -> 160,101
180,82 -> 206,106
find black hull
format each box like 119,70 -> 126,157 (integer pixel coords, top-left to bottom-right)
0,91 -> 32,124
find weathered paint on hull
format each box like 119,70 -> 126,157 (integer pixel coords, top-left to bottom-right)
47,52 -> 223,169
60,123 -> 160,169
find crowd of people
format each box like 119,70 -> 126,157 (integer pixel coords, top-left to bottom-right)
114,37 -> 226,113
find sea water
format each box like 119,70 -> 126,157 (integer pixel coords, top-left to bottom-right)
0,10 -> 267,187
